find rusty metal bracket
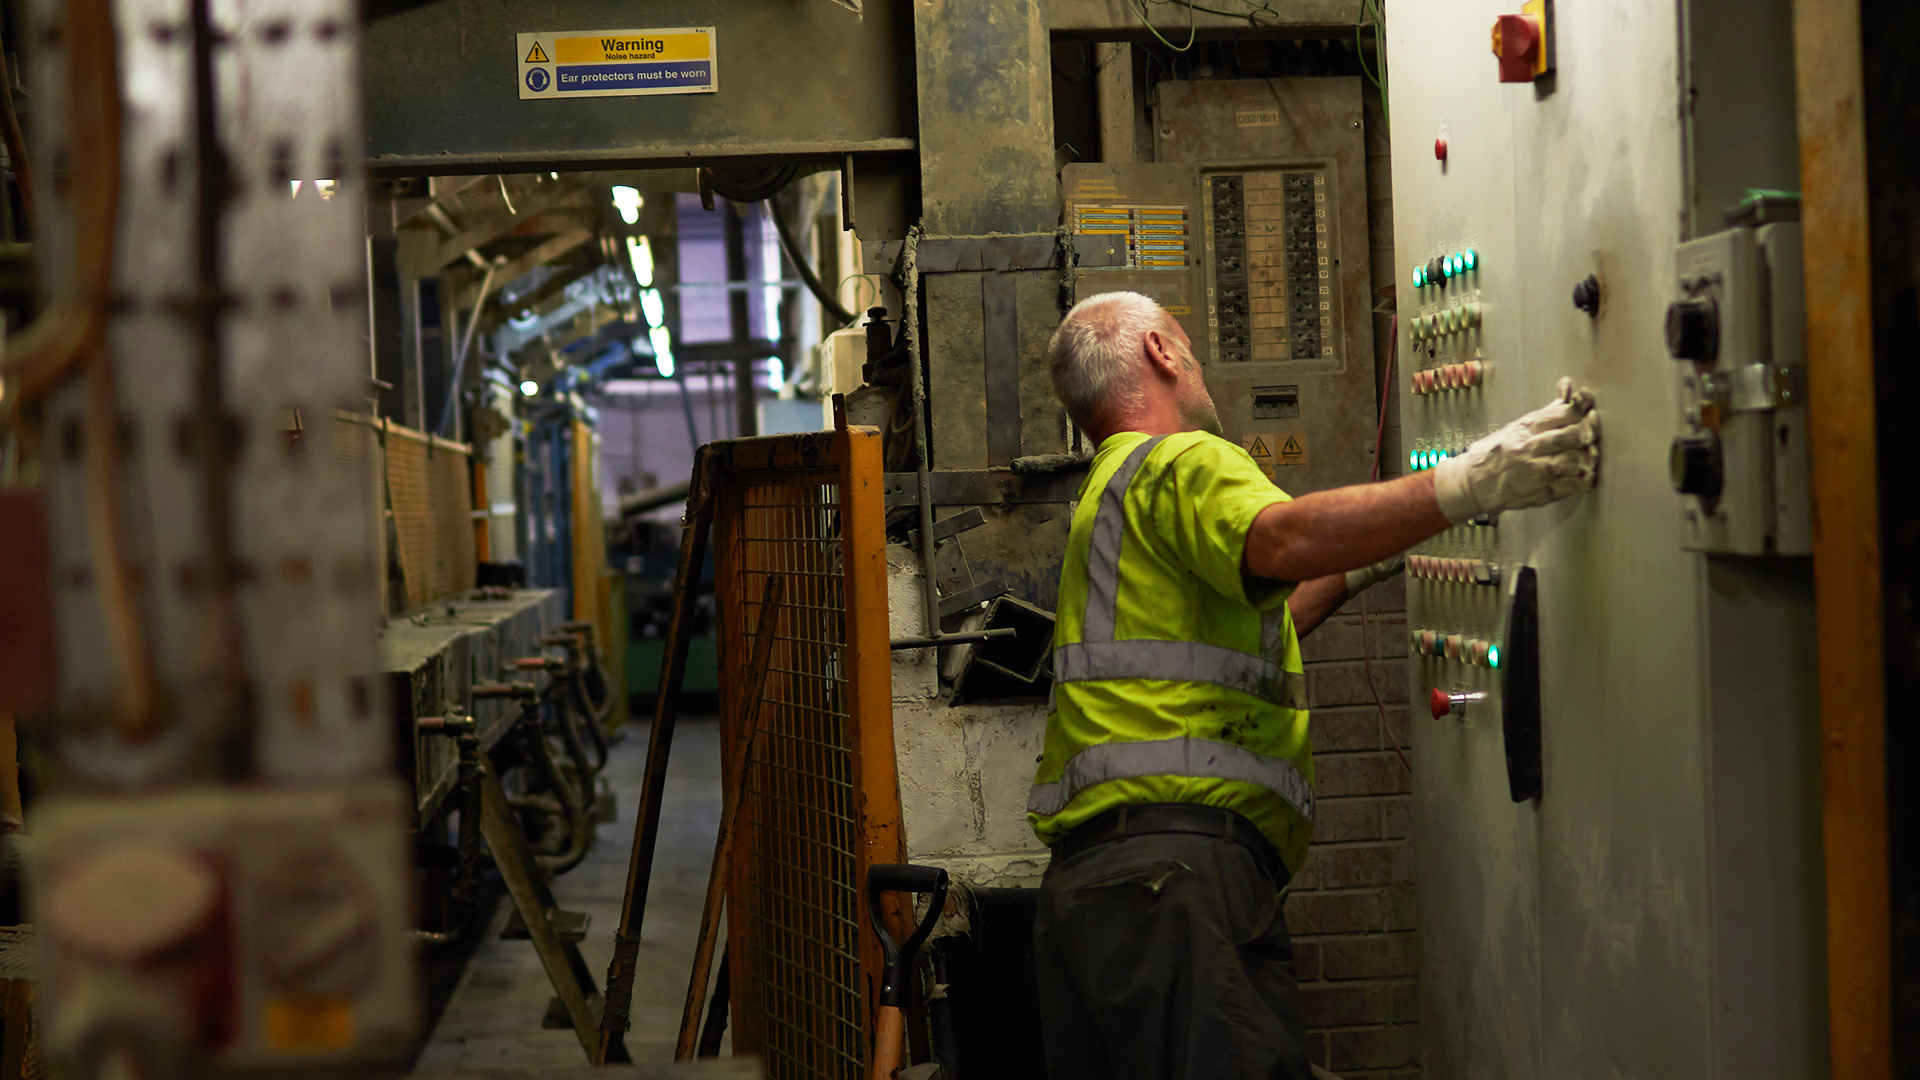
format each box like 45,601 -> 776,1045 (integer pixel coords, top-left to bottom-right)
883,467 -> 1089,507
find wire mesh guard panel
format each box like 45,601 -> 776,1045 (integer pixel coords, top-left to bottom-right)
730,474 -> 861,1078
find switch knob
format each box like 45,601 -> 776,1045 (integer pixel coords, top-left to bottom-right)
1669,433 -> 1724,497
1572,274 -> 1601,316
1665,298 -> 1719,362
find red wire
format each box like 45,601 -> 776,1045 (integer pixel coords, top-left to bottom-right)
1362,312 -> 1412,776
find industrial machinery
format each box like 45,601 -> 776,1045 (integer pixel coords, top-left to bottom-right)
22,0 -> 421,1068
1390,1 -> 1823,1077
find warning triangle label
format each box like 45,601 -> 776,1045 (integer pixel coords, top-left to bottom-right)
1281,435 -> 1302,456
525,41 -> 549,63
1248,436 -> 1271,459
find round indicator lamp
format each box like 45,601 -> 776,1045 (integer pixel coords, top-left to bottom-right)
1463,248 -> 1478,271
1488,644 -> 1503,669
1412,265 -> 1426,288
1440,257 -> 1453,280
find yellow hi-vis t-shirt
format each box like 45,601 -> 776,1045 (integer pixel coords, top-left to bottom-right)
1028,429 -> 1315,873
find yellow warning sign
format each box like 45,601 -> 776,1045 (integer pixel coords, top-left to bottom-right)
524,40 -> 549,62
1243,432 -> 1307,468
1277,433 -> 1308,466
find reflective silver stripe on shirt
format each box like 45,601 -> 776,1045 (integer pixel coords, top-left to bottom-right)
1054,639 -> 1308,710
1081,435 -> 1168,644
1027,736 -> 1315,821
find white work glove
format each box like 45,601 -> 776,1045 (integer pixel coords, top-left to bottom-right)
1432,377 -> 1600,524
1344,553 -> 1405,598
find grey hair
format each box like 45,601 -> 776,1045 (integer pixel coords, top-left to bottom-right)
1048,291 -> 1173,429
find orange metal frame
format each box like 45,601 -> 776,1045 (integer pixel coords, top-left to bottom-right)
1794,2 -> 1890,1076
708,426 -> 903,1078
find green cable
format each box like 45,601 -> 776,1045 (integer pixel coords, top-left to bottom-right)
1135,0 -> 1198,53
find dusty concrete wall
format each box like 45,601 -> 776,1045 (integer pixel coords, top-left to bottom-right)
888,544 -> 1052,887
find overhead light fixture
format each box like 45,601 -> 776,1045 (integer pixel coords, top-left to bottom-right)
611,185 -> 643,226
626,235 -> 654,288
519,380 -> 538,396
640,288 -> 665,328
649,326 -> 675,378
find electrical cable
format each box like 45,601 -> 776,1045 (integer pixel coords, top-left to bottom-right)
1132,0 -> 1197,53
1357,0 -> 1390,134
1362,311 -> 1412,775
766,196 -> 856,326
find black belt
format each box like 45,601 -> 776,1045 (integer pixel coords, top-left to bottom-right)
1052,803 -> 1288,887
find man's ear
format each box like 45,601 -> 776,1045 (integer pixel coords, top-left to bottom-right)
1141,329 -> 1182,381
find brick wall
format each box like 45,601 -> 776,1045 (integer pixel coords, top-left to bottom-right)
1292,570 -> 1418,1078
1278,74 -> 1424,1080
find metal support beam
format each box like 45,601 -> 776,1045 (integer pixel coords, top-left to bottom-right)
434,183 -> 587,269
1096,43 -> 1135,164
981,272 -> 1022,466
479,755 -> 608,1062
454,229 -> 594,308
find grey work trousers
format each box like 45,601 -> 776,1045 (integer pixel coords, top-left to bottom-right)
1033,830 -> 1311,1080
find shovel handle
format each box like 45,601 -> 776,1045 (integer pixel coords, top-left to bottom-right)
868,1005 -> 906,1080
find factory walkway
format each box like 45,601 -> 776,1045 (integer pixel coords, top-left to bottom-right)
413,716 -> 725,1071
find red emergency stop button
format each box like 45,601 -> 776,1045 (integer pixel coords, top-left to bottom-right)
1491,6 -> 1549,83
1429,687 -> 1452,719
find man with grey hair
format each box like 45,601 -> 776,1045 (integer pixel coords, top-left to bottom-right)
1029,290 -> 1598,1079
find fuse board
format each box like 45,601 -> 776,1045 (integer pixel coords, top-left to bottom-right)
1201,167 -> 1336,364
1388,3 -> 1821,1079
1064,77 -> 1378,498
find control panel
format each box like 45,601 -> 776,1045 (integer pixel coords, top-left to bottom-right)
1389,2 -> 1822,1078
1667,215 -> 1810,555
1064,77 -> 1378,497
1402,237 -> 1509,725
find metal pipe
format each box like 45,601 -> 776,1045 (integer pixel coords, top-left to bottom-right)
900,223 -> 944,648
438,256 -> 502,437
889,628 -> 1018,651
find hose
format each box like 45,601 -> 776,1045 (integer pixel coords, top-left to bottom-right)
517,705 -> 595,874
767,196 -> 855,326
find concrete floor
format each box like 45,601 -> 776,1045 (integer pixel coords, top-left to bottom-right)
414,716 -> 727,1072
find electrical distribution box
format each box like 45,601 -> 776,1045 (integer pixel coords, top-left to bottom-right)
1667,218 -> 1811,554
1389,2 -> 1822,1078
1064,78 -> 1378,497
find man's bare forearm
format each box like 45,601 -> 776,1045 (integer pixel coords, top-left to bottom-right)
1286,574 -> 1349,637
1244,472 -> 1448,583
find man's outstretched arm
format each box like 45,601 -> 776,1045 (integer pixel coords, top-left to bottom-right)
1244,379 -> 1601,584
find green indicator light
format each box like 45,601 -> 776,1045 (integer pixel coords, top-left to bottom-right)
1410,450 -> 1420,470
1463,248 -> 1478,270
1488,645 -> 1502,668
1440,258 -> 1452,280
1412,265 -> 1424,288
